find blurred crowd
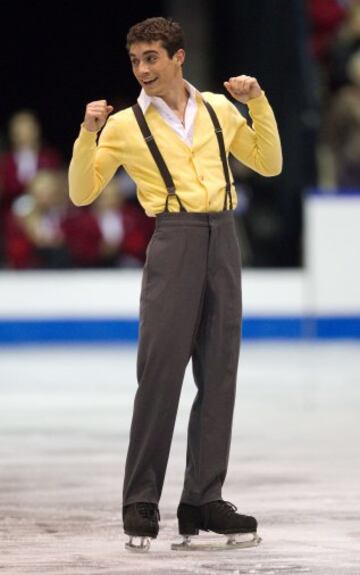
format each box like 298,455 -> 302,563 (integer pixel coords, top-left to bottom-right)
231,0 -> 360,266
308,0 -> 360,188
1,0 -> 360,271
0,110 -> 155,270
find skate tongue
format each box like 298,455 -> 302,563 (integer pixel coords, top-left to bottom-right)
136,502 -> 160,521
213,500 -> 238,514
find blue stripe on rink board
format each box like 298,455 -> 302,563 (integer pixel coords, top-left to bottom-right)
242,317 -> 303,339
0,316 -> 360,344
0,318 -> 139,344
315,317 -> 360,339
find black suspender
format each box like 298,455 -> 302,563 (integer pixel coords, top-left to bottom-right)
132,103 -> 186,212
132,96 -> 233,212
202,100 -> 233,211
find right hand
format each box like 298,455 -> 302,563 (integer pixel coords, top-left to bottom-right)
83,100 -> 114,132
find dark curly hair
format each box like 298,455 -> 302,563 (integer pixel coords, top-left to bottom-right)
126,16 -> 185,58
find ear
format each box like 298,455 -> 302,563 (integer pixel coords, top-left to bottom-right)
175,48 -> 185,66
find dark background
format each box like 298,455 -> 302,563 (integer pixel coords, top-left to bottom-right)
1,2 -> 164,156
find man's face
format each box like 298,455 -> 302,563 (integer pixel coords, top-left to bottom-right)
129,40 -> 184,97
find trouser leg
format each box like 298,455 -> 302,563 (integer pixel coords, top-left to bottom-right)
122,223 -> 209,506
180,213 -> 242,505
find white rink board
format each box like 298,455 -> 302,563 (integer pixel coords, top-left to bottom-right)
304,194 -> 360,313
0,269 -> 305,317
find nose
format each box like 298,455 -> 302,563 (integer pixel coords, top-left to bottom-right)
138,60 -> 150,76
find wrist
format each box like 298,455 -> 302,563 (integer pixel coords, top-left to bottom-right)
246,90 -> 265,104
81,121 -> 98,133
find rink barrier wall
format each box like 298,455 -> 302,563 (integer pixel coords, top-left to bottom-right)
0,269 -> 359,344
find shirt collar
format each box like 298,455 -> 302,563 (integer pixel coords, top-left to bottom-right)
137,79 -> 199,114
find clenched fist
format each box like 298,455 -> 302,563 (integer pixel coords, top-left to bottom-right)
84,100 -> 114,132
224,75 -> 262,104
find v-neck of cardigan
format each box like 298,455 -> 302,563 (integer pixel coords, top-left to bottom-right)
145,91 -> 206,152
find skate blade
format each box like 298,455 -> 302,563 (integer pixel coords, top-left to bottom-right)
171,532 -> 262,551
125,535 -> 152,552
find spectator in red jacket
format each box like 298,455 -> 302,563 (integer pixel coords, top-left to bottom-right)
0,109 -> 62,225
62,177 -> 155,268
3,168 -> 70,269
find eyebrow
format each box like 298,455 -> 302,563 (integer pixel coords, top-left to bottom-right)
129,50 -> 159,58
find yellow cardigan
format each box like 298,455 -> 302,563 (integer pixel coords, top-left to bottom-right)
68,90 -> 282,216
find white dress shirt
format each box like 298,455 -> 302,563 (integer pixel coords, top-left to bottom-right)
137,79 -> 198,147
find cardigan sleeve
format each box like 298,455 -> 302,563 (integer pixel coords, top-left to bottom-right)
68,115 -> 123,207
227,91 -> 283,177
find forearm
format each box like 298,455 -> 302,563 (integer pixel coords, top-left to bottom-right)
68,119 -> 120,206
230,92 -> 283,177
68,124 -> 102,206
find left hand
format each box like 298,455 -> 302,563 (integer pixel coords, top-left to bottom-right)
224,75 -> 262,104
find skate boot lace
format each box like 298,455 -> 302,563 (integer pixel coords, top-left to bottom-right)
136,502 -> 160,522
213,500 -> 238,516
202,500 -> 238,530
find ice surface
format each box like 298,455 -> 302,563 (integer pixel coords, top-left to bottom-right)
0,342 -> 359,574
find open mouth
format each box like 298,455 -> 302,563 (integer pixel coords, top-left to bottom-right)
143,78 -> 158,86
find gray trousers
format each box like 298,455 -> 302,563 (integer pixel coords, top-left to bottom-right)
122,210 -> 242,507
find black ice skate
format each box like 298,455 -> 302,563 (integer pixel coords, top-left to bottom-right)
171,499 -> 262,551
123,502 -> 160,552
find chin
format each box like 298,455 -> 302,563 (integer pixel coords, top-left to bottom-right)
143,85 -> 154,94
143,82 -> 161,96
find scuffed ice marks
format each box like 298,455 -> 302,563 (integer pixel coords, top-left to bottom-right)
130,567 -> 311,575
1,343 -> 360,574
199,565 -> 311,574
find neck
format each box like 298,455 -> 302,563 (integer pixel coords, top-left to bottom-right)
160,78 -> 189,112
